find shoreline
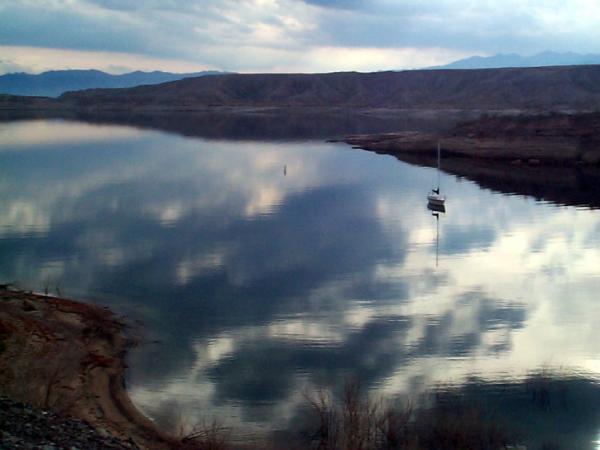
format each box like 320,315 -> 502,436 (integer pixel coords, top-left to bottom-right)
341,111 -> 600,208
342,138 -> 600,209
343,111 -> 600,167
0,286 -> 172,450
343,132 -> 600,167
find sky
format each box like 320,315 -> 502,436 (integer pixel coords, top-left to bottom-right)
1,0 -> 600,74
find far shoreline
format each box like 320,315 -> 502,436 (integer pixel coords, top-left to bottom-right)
2,106 -> 600,208
340,111 -> 600,208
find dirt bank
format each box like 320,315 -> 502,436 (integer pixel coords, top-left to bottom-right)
0,286 -> 173,450
344,112 -> 600,167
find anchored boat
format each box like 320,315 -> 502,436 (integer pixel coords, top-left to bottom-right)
427,142 -> 446,211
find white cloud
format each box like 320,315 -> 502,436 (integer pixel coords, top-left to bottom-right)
0,119 -> 143,148
282,46 -> 474,72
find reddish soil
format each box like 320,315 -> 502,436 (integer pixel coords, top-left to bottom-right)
0,287 -> 173,450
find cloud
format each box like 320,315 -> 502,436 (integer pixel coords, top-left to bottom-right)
301,0 -> 364,10
2,1 -> 600,73
281,46 -> 473,72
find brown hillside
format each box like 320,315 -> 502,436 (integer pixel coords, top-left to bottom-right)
58,65 -> 600,110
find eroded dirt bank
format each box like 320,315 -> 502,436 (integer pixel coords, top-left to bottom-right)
0,286 -> 172,450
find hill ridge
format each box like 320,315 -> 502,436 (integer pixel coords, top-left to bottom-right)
58,65 -> 600,111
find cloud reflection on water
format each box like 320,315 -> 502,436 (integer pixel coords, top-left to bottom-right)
0,120 -> 599,446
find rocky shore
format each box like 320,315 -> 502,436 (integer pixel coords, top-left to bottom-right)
0,396 -> 138,449
0,286 -> 172,450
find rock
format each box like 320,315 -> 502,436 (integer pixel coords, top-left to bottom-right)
581,150 -> 600,165
0,396 -> 133,449
22,300 -> 36,312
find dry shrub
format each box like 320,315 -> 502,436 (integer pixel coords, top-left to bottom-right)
306,381 -> 511,450
178,419 -> 232,450
306,380 -> 414,450
414,402 -> 509,450
524,368 -> 570,412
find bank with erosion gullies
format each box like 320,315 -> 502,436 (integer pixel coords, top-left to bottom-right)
0,285 -> 174,450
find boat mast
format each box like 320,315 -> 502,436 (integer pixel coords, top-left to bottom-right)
436,141 -> 441,191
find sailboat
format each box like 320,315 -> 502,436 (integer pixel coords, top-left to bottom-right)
427,142 -> 446,211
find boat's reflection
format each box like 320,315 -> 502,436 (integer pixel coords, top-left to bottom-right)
428,202 -> 445,268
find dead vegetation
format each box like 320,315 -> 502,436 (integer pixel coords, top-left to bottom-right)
305,381 -> 512,450
178,420 -> 232,450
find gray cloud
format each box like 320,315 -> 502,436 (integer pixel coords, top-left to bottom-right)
301,0 -> 365,10
1,0 -> 599,72
0,3 -> 156,54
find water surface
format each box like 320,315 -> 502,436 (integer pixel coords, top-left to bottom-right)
1,118 -> 599,449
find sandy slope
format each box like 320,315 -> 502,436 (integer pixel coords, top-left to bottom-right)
0,286 -> 172,450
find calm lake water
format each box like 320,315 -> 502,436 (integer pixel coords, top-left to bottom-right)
1,117 -> 600,449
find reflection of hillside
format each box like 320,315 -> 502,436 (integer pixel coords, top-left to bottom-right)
6,110 -> 600,209
0,109 -> 477,141
388,152 -> 600,209
346,111 -> 600,208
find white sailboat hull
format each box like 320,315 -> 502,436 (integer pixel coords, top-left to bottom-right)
427,193 -> 445,205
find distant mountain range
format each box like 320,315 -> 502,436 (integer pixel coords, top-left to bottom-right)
0,69 -> 228,97
431,51 -> 600,70
3,52 -> 599,98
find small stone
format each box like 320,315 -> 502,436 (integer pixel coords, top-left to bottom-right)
22,301 -> 36,312
582,150 -> 600,165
